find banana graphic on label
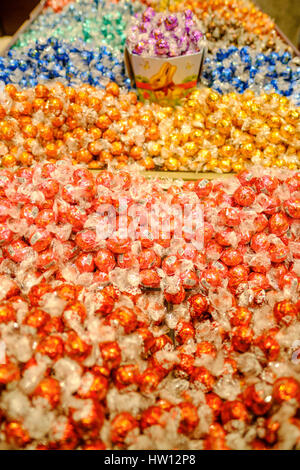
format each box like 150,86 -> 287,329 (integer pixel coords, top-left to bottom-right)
149,63 -> 177,91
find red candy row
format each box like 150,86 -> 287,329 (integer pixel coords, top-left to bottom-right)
0,164 -> 298,449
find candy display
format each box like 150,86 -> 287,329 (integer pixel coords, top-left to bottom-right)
127,8 -> 205,57
0,0 -> 299,452
0,40 -> 129,89
0,83 -> 298,171
0,162 -> 299,450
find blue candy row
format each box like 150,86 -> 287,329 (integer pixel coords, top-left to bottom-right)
202,47 -> 300,105
0,39 -> 131,89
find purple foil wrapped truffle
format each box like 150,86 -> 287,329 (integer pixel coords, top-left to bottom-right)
164,15 -> 178,31
155,38 -> 170,55
126,8 -> 205,58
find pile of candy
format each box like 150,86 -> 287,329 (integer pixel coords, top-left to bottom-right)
0,162 -> 299,449
146,0 -> 292,53
2,41 -> 299,107
182,4 -> 287,54
0,83 -> 298,172
0,82 -> 140,168
14,0 -> 140,53
1,40 -> 129,89
24,0 -> 288,57
202,48 -> 300,105
127,8 -> 205,57
152,89 -> 299,172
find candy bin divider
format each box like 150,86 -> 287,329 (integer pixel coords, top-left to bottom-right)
90,170 -> 233,181
0,167 -> 234,180
166,301 -> 176,347
274,25 -> 300,57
